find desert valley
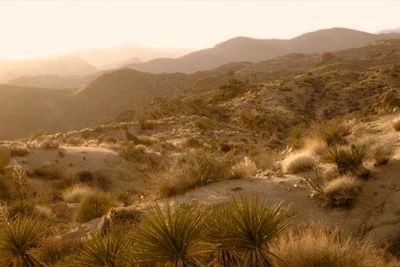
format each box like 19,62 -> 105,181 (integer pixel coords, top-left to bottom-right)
0,1 -> 400,266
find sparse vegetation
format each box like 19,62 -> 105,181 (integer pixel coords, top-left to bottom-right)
372,143 -> 393,166
322,123 -> 350,146
36,237 -> 83,265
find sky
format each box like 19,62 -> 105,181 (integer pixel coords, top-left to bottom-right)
0,0 -> 399,60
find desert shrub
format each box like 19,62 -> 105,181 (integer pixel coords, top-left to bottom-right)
36,237 -> 83,265
273,224 -> 399,267
74,192 -> 118,223
76,170 -> 112,192
38,138 -> 60,149
281,151 -> 317,174
7,199 -> 36,219
393,119 -> 400,131
303,137 -> 327,157
62,183 -> 95,203
32,162 -> 63,180
323,175 -> 362,207
231,157 -> 258,179
372,143 -> 393,166
133,203 -> 207,266
10,145 -> 29,157
99,206 -> 143,235
74,232 -> 130,267
119,143 -> 161,172
138,117 -> 154,130
185,137 -> 202,148
205,196 -> 289,266
322,123 -> 350,146
160,150 -> 231,197
326,145 -> 365,174
0,145 -> 11,171
0,216 -> 44,266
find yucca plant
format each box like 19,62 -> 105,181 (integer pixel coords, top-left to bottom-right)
0,216 -> 44,267
132,203 -> 208,267
326,145 -> 365,174
74,232 -> 129,267
205,196 -> 290,267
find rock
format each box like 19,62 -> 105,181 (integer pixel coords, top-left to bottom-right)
62,217 -> 103,239
0,145 -> 11,170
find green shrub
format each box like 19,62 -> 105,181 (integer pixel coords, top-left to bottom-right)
323,175 -> 362,207
326,145 -> 365,174
74,232 -> 129,267
0,216 -> 44,266
133,203 -> 207,266
74,193 -> 118,223
205,196 -> 289,266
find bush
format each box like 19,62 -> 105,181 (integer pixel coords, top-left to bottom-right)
133,203 -> 207,266
282,151 -> 317,174
273,224 -> 399,267
99,206 -> 142,235
323,175 -> 362,207
160,150 -> 231,197
74,232 -> 129,267
372,143 -> 393,166
36,237 -> 83,265
7,199 -> 36,219
0,216 -> 44,266
231,157 -> 258,179
74,192 -> 118,223
62,183 -> 95,203
205,196 -> 289,266
326,145 -> 365,174
0,145 -> 11,171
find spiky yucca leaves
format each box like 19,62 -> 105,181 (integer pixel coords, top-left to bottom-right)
133,203 -> 208,267
74,232 -> 129,267
326,145 -> 365,174
206,196 -> 290,267
0,216 -> 44,267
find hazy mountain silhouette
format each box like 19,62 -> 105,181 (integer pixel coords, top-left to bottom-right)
126,28 -> 400,73
0,56 -> 96,83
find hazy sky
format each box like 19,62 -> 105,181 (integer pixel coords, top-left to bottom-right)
0,0 -> 399,60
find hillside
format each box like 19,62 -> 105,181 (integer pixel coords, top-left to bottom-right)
0,39 -> 400,141
127,27 -> 400,73
0,56 -> 97,83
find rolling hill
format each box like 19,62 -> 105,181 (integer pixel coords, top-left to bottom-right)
127,27 -> 400,73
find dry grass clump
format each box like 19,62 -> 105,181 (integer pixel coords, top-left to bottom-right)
323,175 -> 362,207
38,138 -> 60,149
159,150 -> 231,197
99,206 -> 142,235
10,144 -> 29,157
32,162 -> 63,180
76,170 -> 112,192
36,237 -> 83,265
0,216 -> 44,266
0,145 -> 11,171
326,145 -> 365,175
273,224 -> 399,267
393,119 -> 400,131
372,143 -> 394,166
281,151 -> 317,174
7,199 -> 36,219
74,192 -> 118,223
62,183 -> 95,203
231,157 -> 258,179
205,196 -> 290,266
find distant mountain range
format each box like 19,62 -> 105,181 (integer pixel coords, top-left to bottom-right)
126,27 -> 400,73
